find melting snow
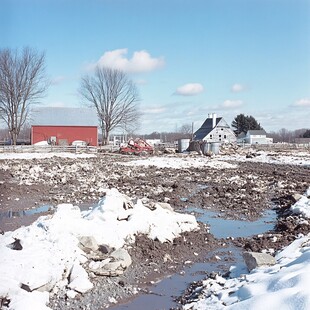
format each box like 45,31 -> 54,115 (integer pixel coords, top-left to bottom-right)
183,188 -> 310,310
0,189 -> 198,310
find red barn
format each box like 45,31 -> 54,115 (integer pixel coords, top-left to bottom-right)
31,125 -> 98,146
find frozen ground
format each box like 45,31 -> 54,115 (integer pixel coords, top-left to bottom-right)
0,147 -> 310,309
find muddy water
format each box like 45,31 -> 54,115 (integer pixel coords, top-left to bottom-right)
111,246 -> 244,310
111,208 -> 276,310
188,208 -> 277,239
0,203 -> 94,231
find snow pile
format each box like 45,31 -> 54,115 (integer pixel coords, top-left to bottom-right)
183,234 -> 310,309
183,189 -> 310,310
0,188 -> 198,310
123,156 -> 237,169
290,188 -> 310,218
220,150 -> 310,167
0,152 -> 96,160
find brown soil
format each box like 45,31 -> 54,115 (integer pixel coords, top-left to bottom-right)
1,152 -> 310,308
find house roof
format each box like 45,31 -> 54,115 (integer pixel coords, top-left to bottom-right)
237,132 -> 246,138
247,130 -> 267,135
30,107 -> 98,126
194,117 -> 222,140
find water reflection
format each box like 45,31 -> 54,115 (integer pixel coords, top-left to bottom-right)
188,207 -> 276,239
0,205 -> 53,220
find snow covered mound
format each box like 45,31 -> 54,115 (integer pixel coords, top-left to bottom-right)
183,234 -> 310,310
290,188 -> 310,218
183,189 -> 310,310
123,156 -> 237,169
0,188 -> 198,310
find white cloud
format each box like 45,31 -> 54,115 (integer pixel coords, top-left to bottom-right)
220,100 -> 244,108
51,76 -> 66,85
134,79 -> 148,85
44,101 -> 68,108
292,98 -> 310,107
231,83 -> 245,93
143,106 -> 166,114
89,48 -> 164,73
175,83 -> 204,96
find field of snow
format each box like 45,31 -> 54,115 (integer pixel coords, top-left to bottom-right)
183,189 -> 310,310
220,150 -> 310,167
0,152 -> 96,160
122,155 -> 237,169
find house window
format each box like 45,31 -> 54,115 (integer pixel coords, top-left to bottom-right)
224,135 -> 227,139
210,135 -> 212,139
221,128 -> 223,130
219,135 -> 221,138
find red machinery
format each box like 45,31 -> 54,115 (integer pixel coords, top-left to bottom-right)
119,138 -> 154,155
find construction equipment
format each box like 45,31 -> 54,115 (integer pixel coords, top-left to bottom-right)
119,138 -> 154,155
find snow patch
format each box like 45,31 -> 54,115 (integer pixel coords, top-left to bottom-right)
0,188 -> 198,309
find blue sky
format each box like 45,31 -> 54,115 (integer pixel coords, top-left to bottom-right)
1,0 -> 310,134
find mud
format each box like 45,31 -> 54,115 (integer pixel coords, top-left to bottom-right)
1,152 -> 310,309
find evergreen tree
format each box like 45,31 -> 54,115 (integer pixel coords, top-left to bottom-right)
231,114 -> 263,135
302,129 -> 310,138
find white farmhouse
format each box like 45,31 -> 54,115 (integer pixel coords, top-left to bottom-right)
242,130 -> 272,144
193,113 -> 236,143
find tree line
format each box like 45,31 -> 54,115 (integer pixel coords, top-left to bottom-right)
0,47 -> 309,145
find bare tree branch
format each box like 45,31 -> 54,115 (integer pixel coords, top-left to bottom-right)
79,67 -> 140,144
0,47 -> 48,144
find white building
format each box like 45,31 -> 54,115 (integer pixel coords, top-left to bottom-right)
193,113 -> 236,143
242,130 -> 272,144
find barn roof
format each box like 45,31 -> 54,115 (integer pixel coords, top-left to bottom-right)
247,130 -> 267,135
194,117 -> 222,140
30,107 -> 98,126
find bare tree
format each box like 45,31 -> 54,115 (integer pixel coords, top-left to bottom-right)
179,123 -> 193,139
79,67 -> 140,145
0,47 -> 48,145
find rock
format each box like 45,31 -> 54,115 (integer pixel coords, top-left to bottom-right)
243,251 -> 276,271
291,193 -> 303,203
110,248 -> 132,268
7,238 -> 23,251
78,236 -> 99,253
122,196 -> 134,209
89,248 -> 132,277
68,262 -> 93,293
157,202 -> 174,212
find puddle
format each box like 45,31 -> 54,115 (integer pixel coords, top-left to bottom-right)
111,205 -> 276,309
188,208 -> 277,239
0,205 -> 54,220
111,246 -> 244,310
0,203 -> 97,221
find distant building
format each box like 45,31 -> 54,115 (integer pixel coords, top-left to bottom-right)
238,130 -> 272,145
193,113 -> 236,143
31,125 -> 98,146
30,107 -> 98,146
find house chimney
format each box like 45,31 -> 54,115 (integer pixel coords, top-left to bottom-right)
212,113 -> 217,128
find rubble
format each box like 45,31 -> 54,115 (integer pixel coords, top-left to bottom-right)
243,251 -> 276,271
